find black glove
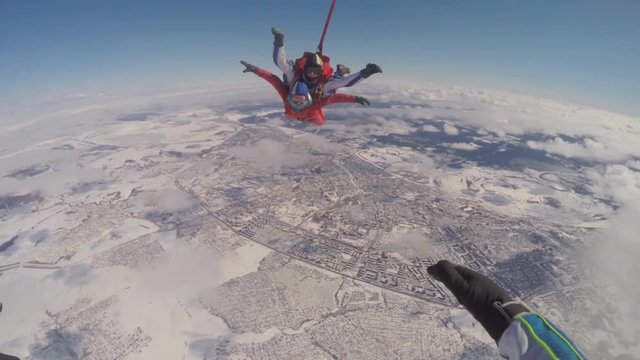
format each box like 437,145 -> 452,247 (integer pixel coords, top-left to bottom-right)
0,353 -> 20,360
355,96 -> 370,105
240,60 -> 257,73
336,64 -> 351,75
427,260 -> 528,342
0,303 -> 19,360
271,27 -> 284,47
360,63 -> 382,78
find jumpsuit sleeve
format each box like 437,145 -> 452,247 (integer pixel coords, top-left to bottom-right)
272,45 -> 296,85
498,313 -> 586,360
321,93 -> 357,107
323,72 -> 365,93
254,68 -> 289,102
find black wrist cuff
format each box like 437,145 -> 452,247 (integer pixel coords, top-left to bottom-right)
502,303 -> 529,319
493,301 -> 530,322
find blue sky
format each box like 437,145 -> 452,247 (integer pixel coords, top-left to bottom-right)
1,0 -> 639,116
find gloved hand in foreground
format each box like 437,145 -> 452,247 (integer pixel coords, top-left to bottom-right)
0,302 -> 21,360
0,353 -> 20,360
427,260 -> 528,342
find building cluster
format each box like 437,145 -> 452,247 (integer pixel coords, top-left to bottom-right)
171,126 -> 592,314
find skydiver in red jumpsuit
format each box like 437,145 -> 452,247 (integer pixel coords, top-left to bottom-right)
239,60 -> 369,126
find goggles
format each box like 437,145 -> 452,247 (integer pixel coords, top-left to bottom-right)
305,67 -> 322,78
287,93 -> 313,111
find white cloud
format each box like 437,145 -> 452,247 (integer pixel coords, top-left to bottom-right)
117,240 -> 271,359
379,229 -> 437,258
493,129 -> 506,137
228,138 -> 311,171
421,124 -> 440,132
443,123 -> 460,136
388,152 -> 435,173
345,83 -> 640,165
449,143 -> 479,151
299,133 -> 344,154
582,202 -> 640,349
526,137 -> 633,163
323,110 -> 418,137
0,149 -> 109,199
579,165 -> 640,349
626,160 -> 640,171
128,188 -> 198,214
585,165 -> 640,206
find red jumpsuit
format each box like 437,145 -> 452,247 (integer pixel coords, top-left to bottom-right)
254,68 -> 357,126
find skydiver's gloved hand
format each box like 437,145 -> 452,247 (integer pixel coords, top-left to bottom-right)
360,63 -> 382,78
271,27 -> 284,47
336,64 -> 351,76
354,96 -> 370,106
240,60 -> 257,73
427,260 -> 528,343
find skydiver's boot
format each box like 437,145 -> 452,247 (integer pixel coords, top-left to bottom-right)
271,27 -> 284,47
360,63 -> 382,78
240,60 -> 257,73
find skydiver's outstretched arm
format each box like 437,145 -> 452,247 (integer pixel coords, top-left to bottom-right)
254,68 -> 289,101
428,260 -> 586,359
271,27 -> 295,85
321,94 -> 370,107
323,72 -> 364,94
241,61 -> 288,101
323,63 -> 382,94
